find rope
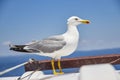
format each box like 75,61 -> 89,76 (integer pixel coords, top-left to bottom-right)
110,57 -> 120,64
17,68 -> 41,80
0,62 -> 28,76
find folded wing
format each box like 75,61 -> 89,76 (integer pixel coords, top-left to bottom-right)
24,35 -> 66,53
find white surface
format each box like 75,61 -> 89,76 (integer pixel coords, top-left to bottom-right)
44,73 -> 79,80
1,64 -> 120,80
80,64 -> 119,80
0,72 -> 120,80
20,71 -> 44,80
19,71 -> 54,80
0,76 -> 19,80
0,71 -> 53,80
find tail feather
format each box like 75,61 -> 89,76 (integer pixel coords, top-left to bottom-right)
9,44 -> 30,53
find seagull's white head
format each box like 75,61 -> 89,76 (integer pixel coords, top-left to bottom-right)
67,16 -> 90,26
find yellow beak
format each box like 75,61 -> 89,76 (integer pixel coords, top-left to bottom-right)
80,20 -> 90,24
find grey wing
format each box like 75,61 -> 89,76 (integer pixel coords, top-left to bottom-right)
25,36 -> 66,53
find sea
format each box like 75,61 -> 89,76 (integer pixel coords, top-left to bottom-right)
0,48 -> 120,77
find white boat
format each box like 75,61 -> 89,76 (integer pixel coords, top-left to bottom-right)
0,64 -> 120,80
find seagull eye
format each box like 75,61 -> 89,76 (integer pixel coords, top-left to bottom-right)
75,18 -> 78,20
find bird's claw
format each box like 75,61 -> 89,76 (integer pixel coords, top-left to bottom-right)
53,71 -> 64,75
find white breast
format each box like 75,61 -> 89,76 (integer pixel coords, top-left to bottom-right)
56,26 -> 79,57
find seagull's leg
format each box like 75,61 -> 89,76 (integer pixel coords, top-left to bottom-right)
58,59 -> 64,74
51,59 -> 58,75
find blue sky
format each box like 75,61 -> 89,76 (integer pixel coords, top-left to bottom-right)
0,0 -> 120,56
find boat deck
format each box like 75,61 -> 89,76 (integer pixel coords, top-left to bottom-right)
1,65 -> 120,80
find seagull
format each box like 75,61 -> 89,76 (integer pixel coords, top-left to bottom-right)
9,16 -> 90,75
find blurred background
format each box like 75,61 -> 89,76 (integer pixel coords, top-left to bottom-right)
0,0 -> 120,77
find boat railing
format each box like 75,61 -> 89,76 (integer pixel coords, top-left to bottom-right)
24,54 -> 120,71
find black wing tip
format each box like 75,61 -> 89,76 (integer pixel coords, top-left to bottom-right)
9,44 -> 30,53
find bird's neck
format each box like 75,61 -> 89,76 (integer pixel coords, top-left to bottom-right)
63,25 -> 79,37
